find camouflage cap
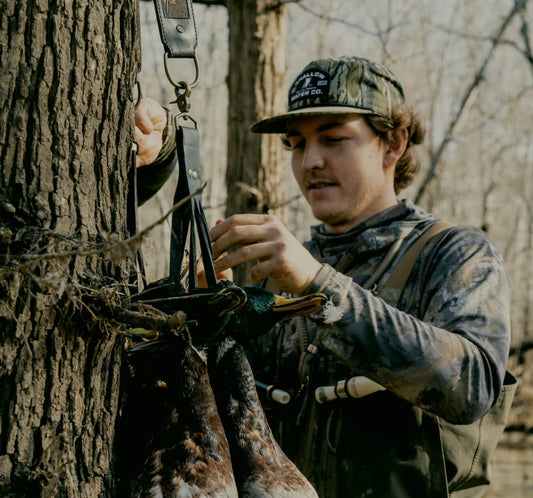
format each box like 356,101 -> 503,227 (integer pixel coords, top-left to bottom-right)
251,56 -> 405,133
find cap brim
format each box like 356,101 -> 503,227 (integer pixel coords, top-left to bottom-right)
250,106 -> 374,134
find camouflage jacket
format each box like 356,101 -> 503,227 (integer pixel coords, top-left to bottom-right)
248,200 -> 514,498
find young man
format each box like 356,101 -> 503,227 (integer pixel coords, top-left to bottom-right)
205,56 -> 515,497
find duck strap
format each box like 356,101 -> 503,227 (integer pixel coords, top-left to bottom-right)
149,0 -> 216,292
153,0 -> 197,58
127,141 -> 147,289
170,125 -> 217,291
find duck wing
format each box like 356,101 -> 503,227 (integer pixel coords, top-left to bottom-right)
122,333 -> 238,498
208,336 -> 318,498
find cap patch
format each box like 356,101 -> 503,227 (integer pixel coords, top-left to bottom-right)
289,69 -> 330,108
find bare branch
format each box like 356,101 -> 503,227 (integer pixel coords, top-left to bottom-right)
415,0 -> 525,204
10,186 -> 205,265
290,1 -> 381,36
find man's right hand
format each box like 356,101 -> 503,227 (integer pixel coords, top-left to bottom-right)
209,214 -> 323,295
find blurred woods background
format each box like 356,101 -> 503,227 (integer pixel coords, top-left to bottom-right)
138,0 -> 533,494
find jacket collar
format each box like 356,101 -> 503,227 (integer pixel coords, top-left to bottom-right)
307,200 -> 434,264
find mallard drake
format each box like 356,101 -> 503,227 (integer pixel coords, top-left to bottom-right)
208,335 -> 318,498
117,283 -> 326,496
129,280 -> 248,345
130,280 -> 327,346
119,332 -> 238,497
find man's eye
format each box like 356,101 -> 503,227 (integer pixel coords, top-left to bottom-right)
281,137 -> 304,150
325,136 -> 345,144
285,140 -> 305,150
292,140 -> 305,149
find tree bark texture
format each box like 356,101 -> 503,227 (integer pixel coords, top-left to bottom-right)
0,1 -> 139,496
225,0 -> 286,285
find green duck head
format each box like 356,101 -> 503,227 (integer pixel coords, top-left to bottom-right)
227,287 -> 328,342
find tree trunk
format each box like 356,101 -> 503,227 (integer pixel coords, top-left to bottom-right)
0,1 -> 139,496
225,0 -> 287,285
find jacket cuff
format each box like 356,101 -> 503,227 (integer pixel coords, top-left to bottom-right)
302,263 -> 355,324
152,107 -> 177,166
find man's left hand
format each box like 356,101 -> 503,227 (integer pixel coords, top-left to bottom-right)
134,97 -> 168,167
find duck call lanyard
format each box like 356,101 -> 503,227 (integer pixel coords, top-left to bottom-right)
153,0 -> 217,291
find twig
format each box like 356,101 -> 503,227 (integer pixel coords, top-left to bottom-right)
11,186 -> 205,264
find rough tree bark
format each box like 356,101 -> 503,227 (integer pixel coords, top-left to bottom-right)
225,0 -> 287,285
0,0 -> 139,496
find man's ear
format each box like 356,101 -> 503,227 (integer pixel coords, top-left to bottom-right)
383,127 -> 408,169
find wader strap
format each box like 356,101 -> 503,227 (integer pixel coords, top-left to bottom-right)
152,0 -> 197,58
169,125 -> 217,292
384,221 -> 454,290
361,237 -> 406,291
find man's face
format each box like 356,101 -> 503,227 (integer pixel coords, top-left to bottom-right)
286,113 -> 398,233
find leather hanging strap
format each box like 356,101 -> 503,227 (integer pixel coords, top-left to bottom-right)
170,125 -> 217,292
152,0 -> 197,58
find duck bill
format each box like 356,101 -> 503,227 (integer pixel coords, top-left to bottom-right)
272,293 -> 328,321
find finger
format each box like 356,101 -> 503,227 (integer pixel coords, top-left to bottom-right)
216,268 -> 233,282
134,126 -> 145,144
214,242 -> 274,274
134,106 -> 154,134
209,214 -> 272,242
211,224 -> 272,260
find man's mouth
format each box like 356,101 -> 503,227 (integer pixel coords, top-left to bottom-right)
307,181 -> 336,190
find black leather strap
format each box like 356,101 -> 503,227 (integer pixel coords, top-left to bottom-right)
152,0 -> 197,58
170,125 -> 217,292
127,143 -> 147,289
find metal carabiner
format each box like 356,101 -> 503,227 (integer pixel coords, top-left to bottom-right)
173,82 -> 191,114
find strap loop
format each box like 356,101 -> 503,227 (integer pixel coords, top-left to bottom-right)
164,53 -> 200,91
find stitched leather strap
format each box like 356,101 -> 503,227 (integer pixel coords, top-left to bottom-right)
153,0 -> 197,58
127,142 -> 147,289
169,125 -> 216,292
384,220 -> 454,290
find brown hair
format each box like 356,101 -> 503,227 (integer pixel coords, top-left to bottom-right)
365,107 -> 425,193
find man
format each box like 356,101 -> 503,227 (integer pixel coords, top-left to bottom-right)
203,56 -> 515,497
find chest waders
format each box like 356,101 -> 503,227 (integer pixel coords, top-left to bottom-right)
293,221 -> 516,497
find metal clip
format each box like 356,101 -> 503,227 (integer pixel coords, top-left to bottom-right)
173,82 -> 191,114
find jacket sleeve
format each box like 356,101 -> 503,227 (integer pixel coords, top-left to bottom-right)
304,226 -> 511,424
136,116 -> 178,205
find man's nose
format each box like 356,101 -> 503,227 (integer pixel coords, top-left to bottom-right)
299,141 -> 324,170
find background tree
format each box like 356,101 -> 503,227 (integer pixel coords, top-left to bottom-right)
0,0 -> 139,495
224,0 -> 287,285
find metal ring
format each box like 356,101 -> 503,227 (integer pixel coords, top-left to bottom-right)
163,53 -> 200,90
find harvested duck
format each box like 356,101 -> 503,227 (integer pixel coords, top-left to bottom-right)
132,280 -> 327,346
121,331 -> 238,498
208,335 -> 318,498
